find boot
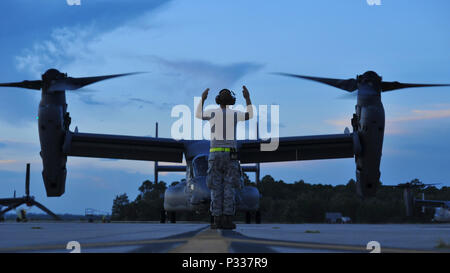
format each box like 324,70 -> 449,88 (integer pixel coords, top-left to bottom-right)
221,215 -> 236,230
211,216 -> 222,229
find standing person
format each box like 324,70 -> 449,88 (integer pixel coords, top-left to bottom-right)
195,86 -> 253,229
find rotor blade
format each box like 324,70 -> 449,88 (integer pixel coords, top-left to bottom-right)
274,72 -> 358,92
0,202 -> 24,215
0,80 -> 42,90
381,81 -> 450,92
30,200 -> 61,220
25,163 -> 30,197
48,72 -> 144,91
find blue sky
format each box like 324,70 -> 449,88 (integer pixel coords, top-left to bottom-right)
0,0 -> 450,214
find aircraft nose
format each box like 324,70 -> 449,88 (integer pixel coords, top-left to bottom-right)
190,176 -> 210,204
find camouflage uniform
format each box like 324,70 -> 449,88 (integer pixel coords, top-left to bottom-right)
206,151 -> 241,216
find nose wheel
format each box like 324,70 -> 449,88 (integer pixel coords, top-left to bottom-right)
255,210 -> 261,224
169,211 -> 176,223
245,212 -> 251,224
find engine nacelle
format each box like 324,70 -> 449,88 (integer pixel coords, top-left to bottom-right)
354,101 -> 385,197
38,91 -> 69,197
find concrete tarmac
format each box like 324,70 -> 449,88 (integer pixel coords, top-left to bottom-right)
0,222 -> 449,253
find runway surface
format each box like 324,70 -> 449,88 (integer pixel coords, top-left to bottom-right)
0,222 -> 449,253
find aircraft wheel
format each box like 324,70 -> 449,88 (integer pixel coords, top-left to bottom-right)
210,215 -> 214,225
245,212 -> 251,224
255,211 -> 261,224
169,212 -> 176,223
160,210 -> 166,223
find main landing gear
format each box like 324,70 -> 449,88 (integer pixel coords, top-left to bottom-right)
245,211 -> 261,224
160,210 -> 176,223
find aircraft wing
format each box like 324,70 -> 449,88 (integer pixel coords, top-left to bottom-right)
63,131 -> 185,162
237,134 -> 355,163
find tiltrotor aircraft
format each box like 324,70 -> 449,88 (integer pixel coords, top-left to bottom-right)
0,68 -> 448,223
0,163 -> 60,221
397,181 -> 450,222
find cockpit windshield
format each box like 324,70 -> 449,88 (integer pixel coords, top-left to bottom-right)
192,155 -> 208,177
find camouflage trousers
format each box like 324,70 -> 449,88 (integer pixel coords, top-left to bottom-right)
206,151 -> 241,216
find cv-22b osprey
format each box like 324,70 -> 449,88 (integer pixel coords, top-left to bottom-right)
1,69 -> 448,223
0,164 -> 60,221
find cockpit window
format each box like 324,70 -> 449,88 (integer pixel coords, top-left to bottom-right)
192,155 -> 208,177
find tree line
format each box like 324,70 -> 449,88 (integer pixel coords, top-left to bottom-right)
112,175 -> 450,223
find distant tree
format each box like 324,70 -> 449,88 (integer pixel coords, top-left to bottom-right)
111,193 -> 130,220
135,180 -> 167,220
112,175 -> 450,223
261,175 -> 275,184
138,180 -> 153,196
242,172 -> 251,186
346,179 -> 356,192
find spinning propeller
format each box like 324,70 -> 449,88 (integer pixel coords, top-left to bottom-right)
0,68 -> 142,92
274,71 -> 450,93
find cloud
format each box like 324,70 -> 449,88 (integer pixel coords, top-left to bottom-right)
150,56 -> 264,94
15,25 -> 102,78
326,107 -> 450,135
12,20 -> 263,114
0,160 -> 16,165
0,139 -> 41,171
68,157 -> 155,175
0,88 -> 39,126
2,1 -> 173,126
129,97 -> 172,110
13,1 -> 174,78
325,118 -> 351,128
75,93 -> 107,106
391,109 -> 450,122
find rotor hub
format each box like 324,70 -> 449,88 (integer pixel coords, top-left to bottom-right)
42,69 -> 67,83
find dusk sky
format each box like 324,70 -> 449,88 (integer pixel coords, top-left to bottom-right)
0,0 -> 450,214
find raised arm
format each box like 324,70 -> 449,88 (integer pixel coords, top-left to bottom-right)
195,88 -> 210,120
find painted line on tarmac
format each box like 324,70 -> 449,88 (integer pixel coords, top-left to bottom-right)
0,226 -> 442,253
0,238 -> 190,253
169,228 -> 230,253
226,237 -> 436,253
0,226 -> 210,253
167,228 -> 438,253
